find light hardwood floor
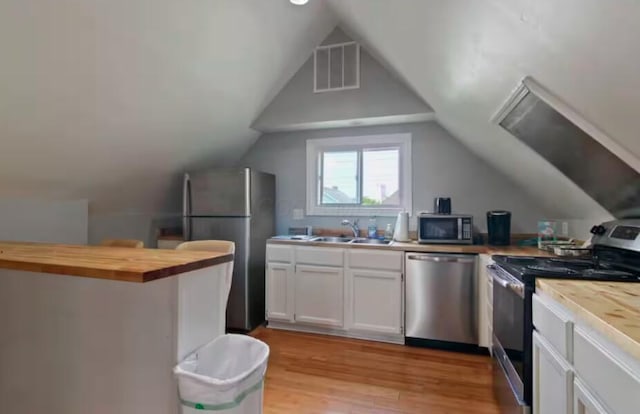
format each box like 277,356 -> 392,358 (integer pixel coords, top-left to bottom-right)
251,327 -> 500,413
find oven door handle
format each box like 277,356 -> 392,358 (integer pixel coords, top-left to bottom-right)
489,265 -> 525,298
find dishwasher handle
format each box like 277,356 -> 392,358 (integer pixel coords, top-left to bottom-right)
407,254 -> 476,264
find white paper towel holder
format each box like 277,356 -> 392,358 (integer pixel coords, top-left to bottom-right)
393,211 -> 410,242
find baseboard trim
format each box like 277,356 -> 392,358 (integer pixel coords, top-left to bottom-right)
267,321 -> 404,345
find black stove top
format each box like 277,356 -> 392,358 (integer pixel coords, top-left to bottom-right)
492,254 -> 640,284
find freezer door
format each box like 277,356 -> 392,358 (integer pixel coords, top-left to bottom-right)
187,217 -> 265,331
187,169 -> 250,217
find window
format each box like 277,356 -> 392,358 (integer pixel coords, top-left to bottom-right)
306,134 -> 412,216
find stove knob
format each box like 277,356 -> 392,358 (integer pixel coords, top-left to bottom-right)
590,225 -> 606,235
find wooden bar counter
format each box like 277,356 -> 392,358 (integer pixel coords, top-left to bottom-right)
0,241 -> 233,282
0,241 -> 234,414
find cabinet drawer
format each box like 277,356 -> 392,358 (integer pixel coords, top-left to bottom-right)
533,293 -> 574,361
574,326 -> 640,414
295,246 -> 344,267
348,249 -> 402,271
266,244 -> 294,263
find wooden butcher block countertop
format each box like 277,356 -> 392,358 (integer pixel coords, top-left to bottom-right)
269,238 -> 554,256
0,241 -> 233,283
537,279 -> 640,360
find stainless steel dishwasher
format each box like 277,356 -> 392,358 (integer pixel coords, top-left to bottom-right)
405,253 -> 477,349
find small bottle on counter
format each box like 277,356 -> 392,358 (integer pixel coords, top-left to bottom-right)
384,223 -> 393,240
368,216 -> 377,238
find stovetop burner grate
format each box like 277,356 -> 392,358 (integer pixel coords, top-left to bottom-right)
526,265 -> 580,275
582,269 -> 637,278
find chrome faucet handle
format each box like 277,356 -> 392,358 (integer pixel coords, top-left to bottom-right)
341,219 -> 351,226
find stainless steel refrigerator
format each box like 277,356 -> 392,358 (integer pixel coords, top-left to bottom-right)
183,168 -> 275,332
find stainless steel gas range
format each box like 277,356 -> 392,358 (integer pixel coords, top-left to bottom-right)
488,219 -> 640,413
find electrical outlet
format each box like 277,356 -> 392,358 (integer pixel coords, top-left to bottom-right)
561,221 -> 569,237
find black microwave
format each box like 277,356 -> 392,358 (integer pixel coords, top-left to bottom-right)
417,213 -> 473,244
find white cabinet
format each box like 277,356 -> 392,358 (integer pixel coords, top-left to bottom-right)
267,244 -> 294,263
478,254 -> 493,349
266,243 -> 404,344
294,265 -> 344,328
533,292 -> 640,414
349,269 -> 402,335
573,326 -> 640,414
266,263 -> 294,322
574,379 -> 609,414
533,331 -> 573,414
533,293 -> 574,361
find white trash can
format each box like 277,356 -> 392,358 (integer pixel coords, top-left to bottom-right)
174,334 -> 270,413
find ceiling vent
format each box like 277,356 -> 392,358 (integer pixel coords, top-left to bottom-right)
493,77 -> 640,218
314,41 -> 360,93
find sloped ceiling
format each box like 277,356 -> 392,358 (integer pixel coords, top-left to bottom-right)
328,0 -> 640,228
252,27 -> 434,132
0,0 -> 337,213
3,0 -> 638,228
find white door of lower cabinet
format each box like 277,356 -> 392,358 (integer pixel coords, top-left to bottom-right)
533,331 -> 574,414
574,378 -> 609,414
294,265 -> 344,328
477,254 -> 492,348
266,263 -> 294,322
349,269 -> 402,334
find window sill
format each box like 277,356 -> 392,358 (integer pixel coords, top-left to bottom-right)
306,206 -> 407,217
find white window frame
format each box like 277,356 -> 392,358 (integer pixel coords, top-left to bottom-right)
306,134 -> 412,217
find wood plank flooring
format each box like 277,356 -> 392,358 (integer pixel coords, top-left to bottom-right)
251,327 -> 500,413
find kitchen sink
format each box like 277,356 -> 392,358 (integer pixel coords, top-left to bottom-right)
312,236 -> 354,243
350,238 -> 392,245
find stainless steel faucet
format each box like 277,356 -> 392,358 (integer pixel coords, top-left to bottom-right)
341,219 -> 360,238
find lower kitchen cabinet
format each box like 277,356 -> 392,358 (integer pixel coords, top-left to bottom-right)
533,290 -> 640,414
478,253 -> 493,349
294,265 -> 344,328
266,262 -> 294,322
349,269 -> 402,335
533,331 -> 573,414
574,378 -> 609,414
266,243 -> 404,344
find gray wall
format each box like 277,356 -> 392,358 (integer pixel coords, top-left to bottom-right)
239,122 -> 552,235
88,213 -> 182,248
0,198 -> 88,244
251,27 -> 432,132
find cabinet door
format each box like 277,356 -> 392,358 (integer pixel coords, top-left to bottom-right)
533,331 -> 573,414
266,263 -> 294,322
574,378 -> 609,414
295,265 -> 344,328
477,254 -> 492,348
349,269 -> 402,335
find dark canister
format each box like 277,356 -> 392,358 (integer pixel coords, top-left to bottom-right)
487,210 -> 511,245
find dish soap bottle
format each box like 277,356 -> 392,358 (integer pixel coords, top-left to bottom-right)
368,216 -> 377,238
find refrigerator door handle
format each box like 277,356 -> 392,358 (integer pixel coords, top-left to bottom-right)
183,173 -> 191,241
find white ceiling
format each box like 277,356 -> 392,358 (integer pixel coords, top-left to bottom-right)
1,0 -> 637,225
0,0 -> 337,213
329,0 -> 640,225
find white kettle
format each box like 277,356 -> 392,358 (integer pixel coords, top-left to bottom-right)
393,212 -> 410,242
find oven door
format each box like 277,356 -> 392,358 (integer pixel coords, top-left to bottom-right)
489,265 -> 529,413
